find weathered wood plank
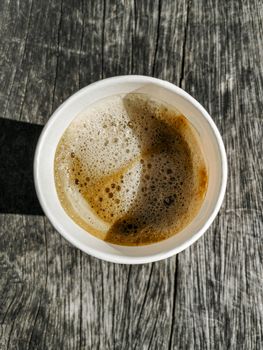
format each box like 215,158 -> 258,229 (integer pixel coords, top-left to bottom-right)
0,0 -> 63,124
152,0 -> 188,82
0,215 -> 47,349
169,0 -> 263,348
102,0 -> 134,77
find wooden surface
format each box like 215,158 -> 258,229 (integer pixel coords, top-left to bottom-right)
0,0 -> 262,349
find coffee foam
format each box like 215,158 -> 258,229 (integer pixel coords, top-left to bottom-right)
54,93 -> 208,245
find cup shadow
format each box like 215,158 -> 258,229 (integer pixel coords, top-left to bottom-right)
0,118 -> 44,215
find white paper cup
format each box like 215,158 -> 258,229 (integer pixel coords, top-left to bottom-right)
34,76 -> 227,264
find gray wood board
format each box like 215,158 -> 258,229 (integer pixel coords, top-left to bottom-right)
0,0 -> 262,349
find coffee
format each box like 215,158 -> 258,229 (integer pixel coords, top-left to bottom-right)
54,93 -> 208,245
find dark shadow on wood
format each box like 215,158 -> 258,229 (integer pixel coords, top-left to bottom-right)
0,118 -> 44,215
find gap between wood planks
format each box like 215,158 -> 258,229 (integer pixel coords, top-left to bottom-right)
168,0 -> 190,348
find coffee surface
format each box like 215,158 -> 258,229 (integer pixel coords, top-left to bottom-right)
54,93 -> 208,245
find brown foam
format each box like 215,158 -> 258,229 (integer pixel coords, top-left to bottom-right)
54,93 -> 208,245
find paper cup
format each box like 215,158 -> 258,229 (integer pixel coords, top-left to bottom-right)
34,76 -> 227,264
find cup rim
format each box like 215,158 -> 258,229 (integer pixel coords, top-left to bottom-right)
34,75 -> 227,264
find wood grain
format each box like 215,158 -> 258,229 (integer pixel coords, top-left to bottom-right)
0,0 -> 262,349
